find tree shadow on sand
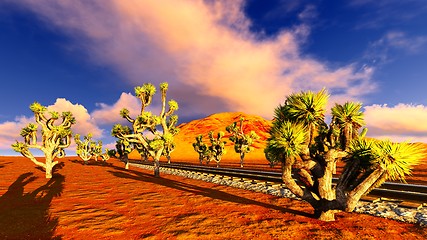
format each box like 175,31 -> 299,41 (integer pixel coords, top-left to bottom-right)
70,159 -> 113,167
0,172 -> 64,239
107,168 -> 313,219
0,161 -> 13,169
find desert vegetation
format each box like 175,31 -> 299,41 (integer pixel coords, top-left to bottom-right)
192,131 -> 227,167
264,89 -> 426,221
11,102 -> 75,178
111,82 -> 179,177
226,117 -> 260,167
193,134 -> 209,165
6,86 -> 427,238
74,133 -> 110,164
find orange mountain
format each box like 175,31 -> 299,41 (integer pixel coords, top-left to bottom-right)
129,112 -> 272,165
173,112 -> 272,162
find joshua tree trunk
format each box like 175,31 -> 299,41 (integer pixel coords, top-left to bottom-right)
167,156 -> 171,164
43,152 -> 59,179
153,149 -> 163,177
122,154 -> 129,170
240,153 -> 245,168
154,160 -> 160,177
315,150 -> 339,221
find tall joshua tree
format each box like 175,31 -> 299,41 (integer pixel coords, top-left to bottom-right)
265,89 -> 425,221
226,117 -> 260,167
12,102 -> 75,178
112,82 -> 179,177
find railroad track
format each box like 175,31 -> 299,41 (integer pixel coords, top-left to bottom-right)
129,160 -> 427,208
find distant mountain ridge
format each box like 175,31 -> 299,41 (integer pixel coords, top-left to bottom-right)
176,112 -> 272,144
168,112 -> 272,162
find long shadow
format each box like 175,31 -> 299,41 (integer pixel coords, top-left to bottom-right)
0,172 -> 64,239
70,159 -> 113,167
107,167 -> 313,219
0,161 -> 13,169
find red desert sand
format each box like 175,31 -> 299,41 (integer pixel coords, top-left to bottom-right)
0,156 -> 426,239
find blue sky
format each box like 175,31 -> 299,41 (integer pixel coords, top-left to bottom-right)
0,0 -> 427,156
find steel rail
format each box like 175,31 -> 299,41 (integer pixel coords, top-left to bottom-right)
129,160 -> 427,206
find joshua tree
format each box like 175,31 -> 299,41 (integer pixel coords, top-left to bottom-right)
207,131 -> 227,168
113,130 -> 133,169
193,134 -> 209,165
112,82 -> 179,177
264,89 -> 425,221
74,133 -> 94,164
99,148 -> 111,162
163,115 -> 180,164
107,149 -> 117,158
12,102 -> 75,178
75,134 -> 110,164
226,117 -> 260,167
92,140 -> 104,161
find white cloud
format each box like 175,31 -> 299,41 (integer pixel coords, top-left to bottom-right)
373,31 -> 427,54
47,98 -> 103,138
364,104 -> 427,143
92,92 -> 141,125
4,0 -> 376,119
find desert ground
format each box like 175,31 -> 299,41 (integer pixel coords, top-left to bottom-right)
1,155 -> 426,240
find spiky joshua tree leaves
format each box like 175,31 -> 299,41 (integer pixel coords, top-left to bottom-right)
74,133 -> 110,164
111,82 -> 179,177
226,117 -> 260,167
12,102 -> 75,178
264,89 -> 425,221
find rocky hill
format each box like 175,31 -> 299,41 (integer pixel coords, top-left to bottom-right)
129,112 -> 272,164
171,112 -> 272,163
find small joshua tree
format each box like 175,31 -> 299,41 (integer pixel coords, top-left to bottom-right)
74,133 -> 94,164
75,134 -> 110,164
226,117 -> 260,167
264,89 -> 426,221
12,102 -> 75,178
113,130 -> 133,169
193,134 -> 209,165
92,140 -> 110,162
112,82 -> 179,177
99,147 -> 111,162
207,131 -> 227,168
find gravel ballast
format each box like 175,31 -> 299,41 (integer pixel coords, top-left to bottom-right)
132,163 -> 427,227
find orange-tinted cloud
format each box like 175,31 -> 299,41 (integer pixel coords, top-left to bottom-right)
0,116 -> 33,150
5,0 -> 375,119
364,104 -> 427,142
